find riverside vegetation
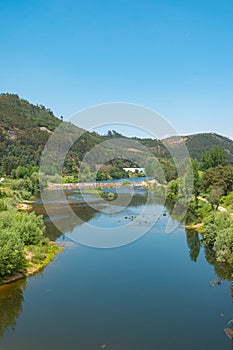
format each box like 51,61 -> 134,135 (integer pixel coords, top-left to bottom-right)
164,147 -> 233,269
1,93 -> 233,282
0,176 -> 61,284
2,146 -> 233,284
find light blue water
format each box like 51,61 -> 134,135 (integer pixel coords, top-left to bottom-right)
0,191 -> 232,350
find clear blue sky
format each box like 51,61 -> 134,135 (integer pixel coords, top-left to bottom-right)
0,0 -> 233,138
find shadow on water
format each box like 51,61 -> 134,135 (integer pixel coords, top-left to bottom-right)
186,230 -> 201,262
0,279 -> 26,337
166,198 -> 233,296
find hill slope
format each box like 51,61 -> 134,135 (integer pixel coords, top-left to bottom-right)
0,93 -> 61,131
0,94 -> 61,174
1,93 -> 233,176
185,133 -> 233,161
0,94 -> 104,176
163,133 -> 233,162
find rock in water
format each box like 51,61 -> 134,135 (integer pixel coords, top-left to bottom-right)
224,328 -> 233,340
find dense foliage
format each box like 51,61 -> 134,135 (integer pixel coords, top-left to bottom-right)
0,94 -> 61,175
0,210 -> 46,277
0,177 -> 59,280
185,133 -> 233,162
166,147 -> 233,267
201,147 -> 227,170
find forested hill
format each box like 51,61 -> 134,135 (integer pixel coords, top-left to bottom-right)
0,93 -> 233,176
163,133 -> 233,162
0,93 -> 61,131
131,133 -> 233,163
0,93 -> 101,175
0,94 -> 62,174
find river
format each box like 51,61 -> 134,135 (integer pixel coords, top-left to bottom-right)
0,185 -> 232,349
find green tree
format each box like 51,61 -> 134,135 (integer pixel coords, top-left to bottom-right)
192,159 -> 200,205
96,170 -> 110,181
145,158 -> 165,184
207,186 -> 224,210
202,211 -> 233,264
0,228 -> 24,277
145,158 -> 157,177
201,147 -> 227,170
166,178 -> 179,199
214,228 -> 232,263
203,165 -> 233,196
204,223 -> 217,246
14,212 -> 45,245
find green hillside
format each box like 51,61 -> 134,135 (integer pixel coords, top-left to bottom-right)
0,93 -> 233,177
0,93 -> 60,131
184,133 -> 233,161
0,94 -> 102,176
137,133 -> 233,163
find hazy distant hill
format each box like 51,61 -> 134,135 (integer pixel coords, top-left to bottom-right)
0,93 -> 233,176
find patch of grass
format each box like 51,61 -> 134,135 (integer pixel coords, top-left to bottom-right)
80,187 -> 104,195
220,192 -> 233,213
121,180 -> 131,187
25,242 -> 62,273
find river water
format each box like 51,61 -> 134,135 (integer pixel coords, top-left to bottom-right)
0,186 -> 232,350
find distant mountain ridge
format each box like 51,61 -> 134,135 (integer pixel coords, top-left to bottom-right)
0,93 -> 232,175
163,133 -> 233,161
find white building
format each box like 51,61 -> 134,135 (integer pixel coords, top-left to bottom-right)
123,167 -> 145,173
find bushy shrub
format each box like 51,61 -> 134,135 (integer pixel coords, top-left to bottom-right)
166,178 -> 179,199
202,211 -> 233,263
203,223 -> 217,246
0,199 -> 7,212
0,228 -> 24,277
214,228 -> 232,263
14,212 -> 45,245
0,210 -> 46,277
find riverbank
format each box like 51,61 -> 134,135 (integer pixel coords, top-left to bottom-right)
184,197 -> 233,267
48,179 -> 147,190
0,242 -> 63,286
180,222 -> 204,230
0,180 -> 65,286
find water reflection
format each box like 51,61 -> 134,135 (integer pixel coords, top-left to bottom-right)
186,230 -> 201,262
0,192 -> 233,349
167,199 -> 233,299
0,280 -> 26,337
37,192 -> 233,289
33,192 -> 150,241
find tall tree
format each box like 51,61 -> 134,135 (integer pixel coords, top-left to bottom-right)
201,147 -> 227,170
192,159 -> 200,205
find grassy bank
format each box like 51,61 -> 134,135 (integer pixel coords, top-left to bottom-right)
0,179 -> 63,286
0,243 -> 62,285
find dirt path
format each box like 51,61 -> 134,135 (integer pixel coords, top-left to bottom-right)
198,196 -> 228,213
